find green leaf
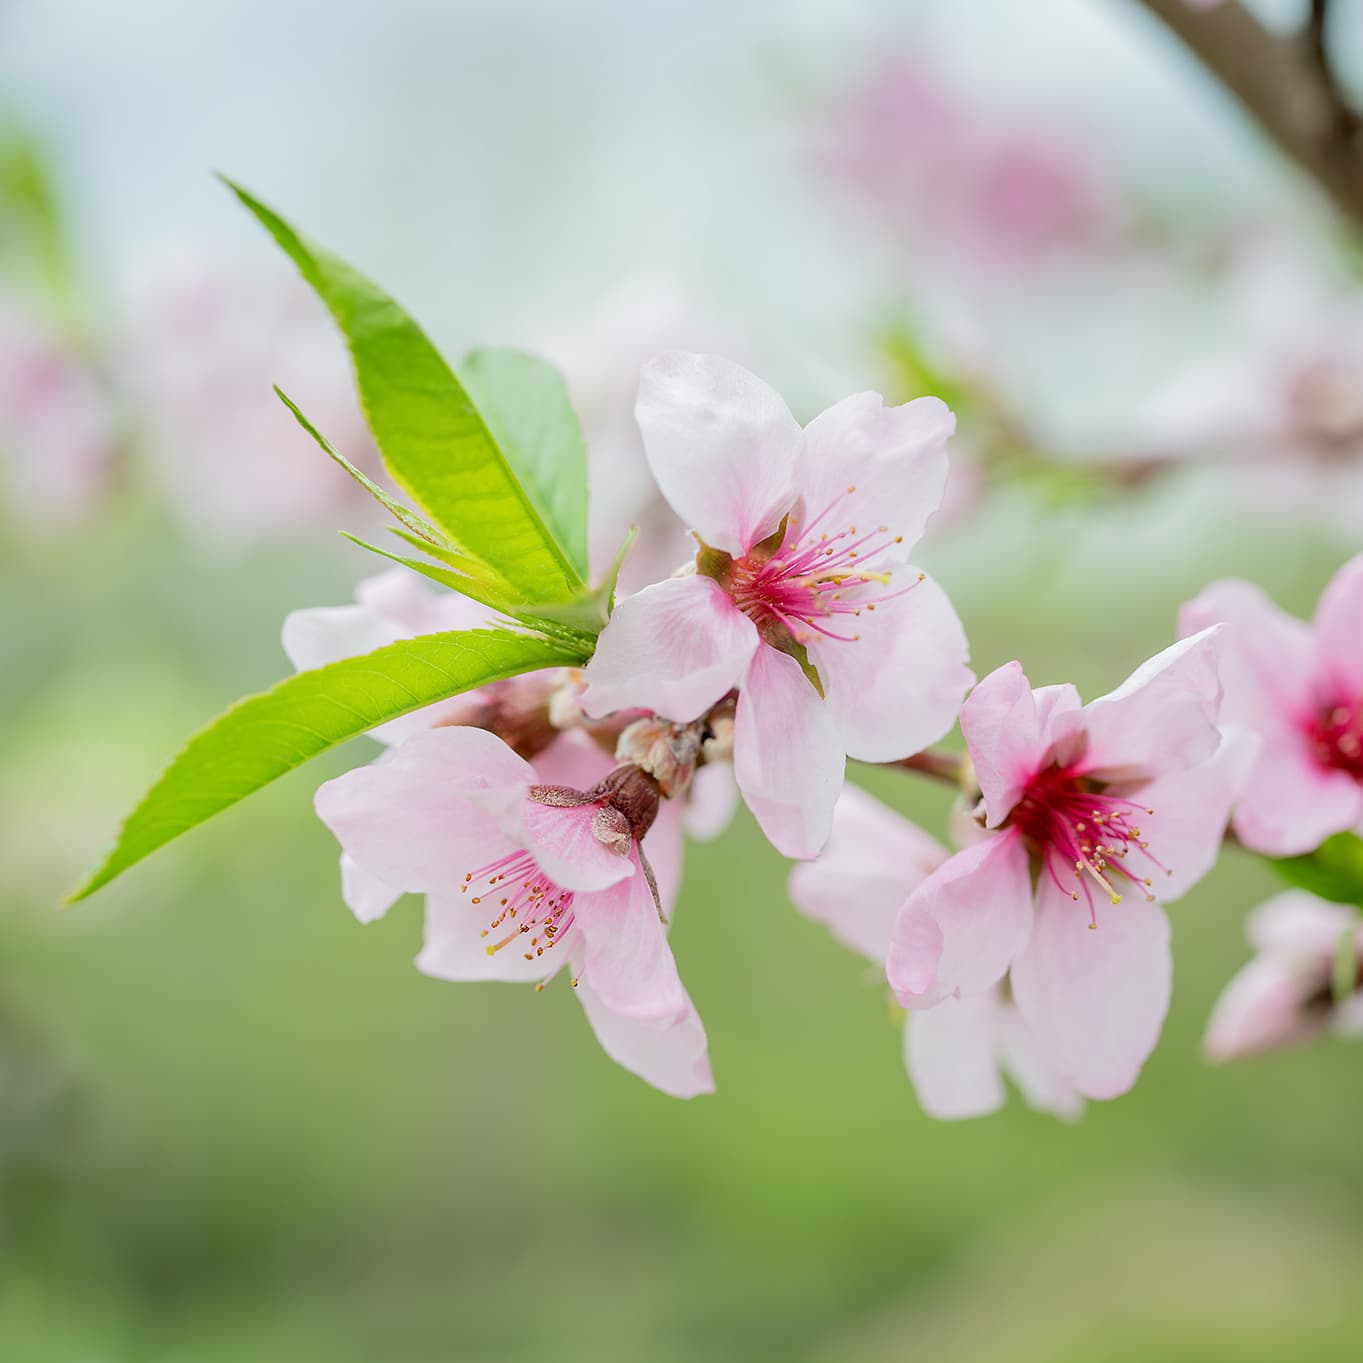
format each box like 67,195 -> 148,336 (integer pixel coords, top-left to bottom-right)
224,179 -> 585,602
342,533 -> 598,655
459,347 -> 590,582
1270,832 -> 1363,907
386,527 -> 523,610
529,527 -> 638,633
276,388 -> 450,548
0,127 -> 69,303
66,628 -> 587,902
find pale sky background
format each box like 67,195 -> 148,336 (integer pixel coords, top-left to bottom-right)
2,0 -> 1359,425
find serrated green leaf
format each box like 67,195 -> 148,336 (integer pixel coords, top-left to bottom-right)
386,527 -> 523,606
66,628 -> 587,902
459,347 -> 590,581
530,527 -> 638,633
276,388 -> 450,548
343,534 -> 599,657
1270,831 -> 1363,906
224,179 -> 584,602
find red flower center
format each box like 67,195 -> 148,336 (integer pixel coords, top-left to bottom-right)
1007,764 -> 1169,919
722,488 -> 919,646
1308,701 -> 1363,782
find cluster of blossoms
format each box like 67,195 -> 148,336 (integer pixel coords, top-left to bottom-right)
296,352 -> 1363,1113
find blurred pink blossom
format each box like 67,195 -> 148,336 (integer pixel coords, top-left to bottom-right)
117,250 -> 379,543
817,52 -> 1118,270
1205,891 -> 1363,1062
790,784 -> 1082,1120
0,293 -> 117,521
1140,242 -> 1363,534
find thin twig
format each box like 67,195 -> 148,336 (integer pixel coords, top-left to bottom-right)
875,749 -> 965,789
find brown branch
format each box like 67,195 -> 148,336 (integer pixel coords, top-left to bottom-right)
1306,0 -> 1362,142
875,749 -> 966,789
1137,0 -> 1363,233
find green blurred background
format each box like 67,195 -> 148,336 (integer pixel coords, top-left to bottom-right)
3,2 -> 1363,1359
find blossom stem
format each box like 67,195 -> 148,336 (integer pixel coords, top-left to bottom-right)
874,748 -> 965,789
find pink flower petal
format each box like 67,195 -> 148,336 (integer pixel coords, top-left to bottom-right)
1202,953 -> 1324,1062
573,852 -> 689,1022
518,800 -> 637,894
282,601 -> 406,673
683,761 -> 738,842
635,352 -> 801,555
1313,552 -> 1363,700
960,661 -> 1045,827
339,852 -> 402,924
798,391 -> 953,559
809,571 -> 973,763
642,797 -> 686,919
580,574 -> 759,721
1233,741 -> 1363,856
527,732 -> 616,789
1131,727 -> 1260,903
576,980 -> 714,1098
1079,628 -> 1223,781
733,645 -> 845,858
1179,577 -> 1315,729
997,1001 -> 1084,1120
315,728 -> 532,894
1010,879 -> 1172,1100
354,568 -> 490,634
789,784 -> 947,965
886,829 -> 1032,1009
1247,890 -> 1362,955
1032,683 -> 1086,758
903,992 -> 1006,1120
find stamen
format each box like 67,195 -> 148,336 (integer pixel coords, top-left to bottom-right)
461,849 -> 579,960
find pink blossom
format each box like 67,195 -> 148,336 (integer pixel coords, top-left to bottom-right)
1205,891 -> 1363,1062
816,52 -> 1117,271
580,353 -> 972,858
886,633 -> 1255,1100
117,250 -> 379,544
1180,555 -> 1363,856
316,726 -> 709,1098
790,784 -> 1082,1120
1138,242 -> 1363,536
0,294 -> 117,521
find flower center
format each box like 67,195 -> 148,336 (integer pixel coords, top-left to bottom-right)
464,849 -> 577,963
1308,702 -> 1363,781
1007,764 -> 1169,919
720,489 -> 919,647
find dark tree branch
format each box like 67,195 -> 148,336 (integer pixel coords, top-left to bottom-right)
1137,0 -> 1363,232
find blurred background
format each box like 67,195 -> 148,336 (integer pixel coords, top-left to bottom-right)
3,1 -> 1363,1358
